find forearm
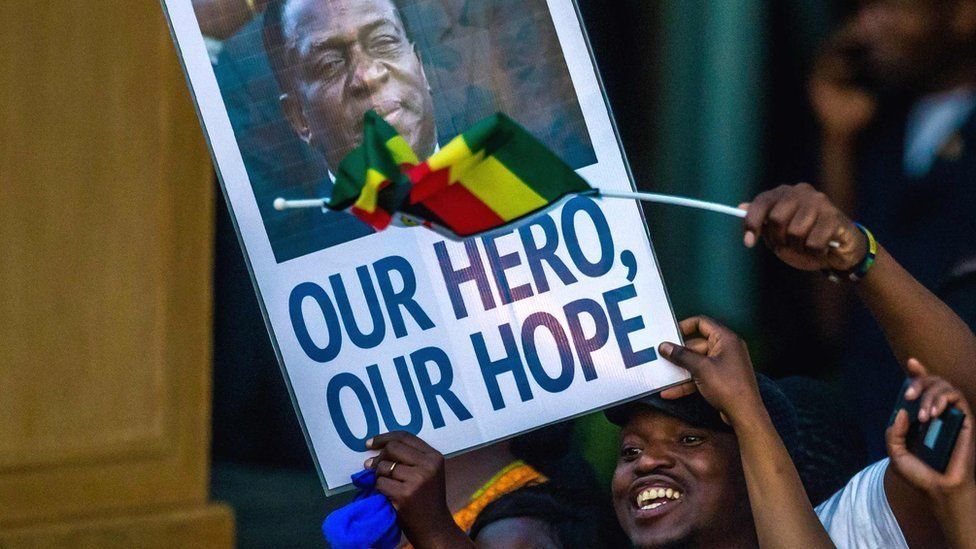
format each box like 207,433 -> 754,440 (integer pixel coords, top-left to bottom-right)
733,409 -> 835,549
855,246 -> 976,404
933,489 -> 976,549
820,132 -> 858,215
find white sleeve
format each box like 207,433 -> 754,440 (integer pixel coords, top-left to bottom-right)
814,459 -> 909,549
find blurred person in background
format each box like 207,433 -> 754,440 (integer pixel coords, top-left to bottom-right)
810,0 -> 976,458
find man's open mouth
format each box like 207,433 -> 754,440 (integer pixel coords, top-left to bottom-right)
635,485 -> 683,511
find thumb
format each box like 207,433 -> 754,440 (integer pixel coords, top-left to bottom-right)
659,341 -> 708,375
886,409 -> 911,458
886,409 -> 936,485
905,358 -> 929,379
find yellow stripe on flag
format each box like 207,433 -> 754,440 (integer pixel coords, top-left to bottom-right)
458,156 -> 547,221
385,135 -> 419,166
354,168 -> 390,214
426,138 -> 486,184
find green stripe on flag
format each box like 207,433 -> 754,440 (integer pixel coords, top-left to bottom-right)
488,116 -> 591,201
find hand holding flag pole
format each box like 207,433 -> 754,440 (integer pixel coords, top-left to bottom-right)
272,111 -> 838,249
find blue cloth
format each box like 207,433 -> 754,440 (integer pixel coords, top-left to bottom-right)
903,87 -> 976,178
322,469 -> 401,549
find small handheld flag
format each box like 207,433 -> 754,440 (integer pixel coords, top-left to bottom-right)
324,111 -> 593,237
274,110 -> 839,248
326,111 -> 419,231
402,112 -> 593,236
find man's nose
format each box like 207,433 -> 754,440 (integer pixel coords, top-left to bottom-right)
634,444 -> 677,473
346,48 -> 389,96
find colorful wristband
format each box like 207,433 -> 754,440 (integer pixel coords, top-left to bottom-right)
825,223 -> 876,283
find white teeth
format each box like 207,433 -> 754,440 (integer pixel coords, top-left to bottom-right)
636,487 -> 683,508
639,501 -> 665,510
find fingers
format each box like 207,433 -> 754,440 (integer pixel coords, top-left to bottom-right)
904,369 -> 967,422
886,410 -> 910,456
743,188 -> 781,247
886,410 -> 935,483
372,459 -> 404,479
743,184 -> 854,257
678,317 -> 700,338
805,217 -> 838,254
905,358 -> 929,379
917,378 -> 955,422
767,198 -> 801,244
659,341 -> 708,374
678,315 -> 726,341
786,203 -> 819,248
660,381 -> 697,400
365,440 -> 428,470
375,476 -> 403,510
368,431 -> 436,454
684,337 -> 709,355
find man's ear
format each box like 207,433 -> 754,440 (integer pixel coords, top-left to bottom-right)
280,92 -> 312,144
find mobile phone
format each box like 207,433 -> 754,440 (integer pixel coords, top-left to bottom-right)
889,379 -> 966,473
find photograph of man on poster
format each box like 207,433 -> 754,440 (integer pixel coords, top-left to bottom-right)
195,0 -> 597,263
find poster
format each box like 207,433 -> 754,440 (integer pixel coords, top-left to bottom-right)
162,0 -> 687,493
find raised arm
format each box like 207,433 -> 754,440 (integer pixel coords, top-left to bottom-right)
809,21 -> 877,214
885,360 -> 976,549
660,317 -> 834,549
741,184 -> 976,405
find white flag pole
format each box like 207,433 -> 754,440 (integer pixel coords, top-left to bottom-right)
273,197 -> 327,210
272,191 -> 747,217
596,190 -> 747,218
272,191 -> 840,248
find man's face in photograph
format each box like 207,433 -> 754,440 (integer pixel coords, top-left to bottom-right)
280,0 -> 437,169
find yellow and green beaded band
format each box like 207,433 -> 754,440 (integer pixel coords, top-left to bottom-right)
824,223 -> 877,283
846,223 -> 877,282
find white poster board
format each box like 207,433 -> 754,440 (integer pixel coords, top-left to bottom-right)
161,0 -> 687,493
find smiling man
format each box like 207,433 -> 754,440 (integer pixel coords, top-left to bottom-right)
263,0 -> 437,172
610,407 -> 749,548
606,368 -> 811,549
605,183 -> 976,549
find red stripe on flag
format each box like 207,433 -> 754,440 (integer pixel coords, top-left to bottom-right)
408,163 -> 453,204
352,206 -> 393,230
406,161 -> 431,184
419,184 -> 505,236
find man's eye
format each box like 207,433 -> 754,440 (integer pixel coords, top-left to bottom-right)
323,60 -> 344,76
314,56 -> 345,79
620,446 -> 641,460
370,35 -> 401,55
680,435 -> 704,445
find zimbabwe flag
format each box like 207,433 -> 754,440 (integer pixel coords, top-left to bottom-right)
328,111 -> 419,230
404,113 -> 593,236
327,111 -> 594,238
